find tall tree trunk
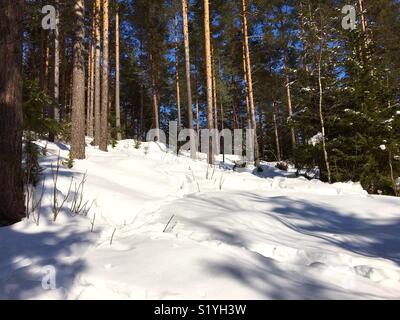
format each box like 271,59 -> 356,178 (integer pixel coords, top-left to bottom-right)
86,31 -> 92,136
242,42 -> 250,130
211,45 -> 218,132
318,14 -> 332,183
284,51 -> 296,148
99,0 -> 109,151
150,52 -> 160,136
218,59 -> 224,130
174,12 -> 181,129
70,0 -> 86,160
182,0 -> 196,158
94,0 -> 101,145
194,52 -> 200,131
115,7 -> 122,140
140,85 -> 144,139
220,102 -> 224,129
88,9 -> 95,138
182,0 -> 193,129
358,0 -> 367,33
195,97 -> 199,132
42,31 -> 50,94
54,0 -> 60,121
357,0 -> 372,75
204,0 -> 214,165
0,0 -> 25,225
231,78 -> 239,130
49,0 -> 60,142
272,100 -> 281,161
241,0 -> 260,168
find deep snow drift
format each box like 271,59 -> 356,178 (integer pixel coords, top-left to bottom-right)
1,139 -> 400,299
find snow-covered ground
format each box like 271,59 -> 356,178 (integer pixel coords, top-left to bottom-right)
1,139 -> 400,300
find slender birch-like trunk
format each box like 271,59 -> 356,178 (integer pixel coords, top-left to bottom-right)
204,0 -> 214,165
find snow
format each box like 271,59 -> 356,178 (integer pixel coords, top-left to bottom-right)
308,132 -> 323,147
1,139 -> 400,300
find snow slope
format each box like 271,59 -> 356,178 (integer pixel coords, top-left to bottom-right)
0,139 -> 400,300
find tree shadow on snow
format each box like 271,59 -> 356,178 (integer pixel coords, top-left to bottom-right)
250,195 -> 400,267
0,224 -> 96,299
183,193 -> 400,298
191,192 -> 400,266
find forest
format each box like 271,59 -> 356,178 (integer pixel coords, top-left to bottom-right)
2,0 -> 400,224
0,0 -> 400,301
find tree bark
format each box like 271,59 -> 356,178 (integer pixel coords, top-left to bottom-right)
284,51 -> 296,148
99,0 -> 109,151
204,0 -> 214,164
182,0 -> 196,158
88,7 -> 95,138
53,0 -> 60,122
272,101 -> 281,161
94,0 -> 101,145
140,85 -> 144,139
241,0 -> 260,167
0,0 -> 25,225
42,31 -> 50,94
318,14 -> 332,184
49,0 -> 60,142
242,42 -> 251,130
182,0 -> 194,130
194,55 -> 200,132
70,0 -> 86,160
86,28 -> 92,136
150,52 -> 160,137
358,0 -> 367,33
174,12 -> 182,129
211,44 -> 218,132
115,7 -> 122,140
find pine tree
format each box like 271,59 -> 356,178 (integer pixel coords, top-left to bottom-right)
204,0 -> 214,165
241,0 -> 260,168
115,4 -> 122,141
70,0 -> 86,160
182,0 -> 196,158
0,0 -> 25,224
94,0 -> 102,146
100,0 -> 110,151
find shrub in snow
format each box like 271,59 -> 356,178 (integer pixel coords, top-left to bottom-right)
62,153 -> 74,169
23,138 -> 44,187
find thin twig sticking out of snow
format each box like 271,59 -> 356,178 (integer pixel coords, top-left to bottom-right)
189,166 -> 201,192
69,171 -> 95,217
51,156 -> 94,221
52,158 -> 74,221
163,215 -> 175,233
219,173 -> 225,191
25,177 -> 46,226
90,211 -> 96,232
211,164 -> 216,180
110,228 -> 117,246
